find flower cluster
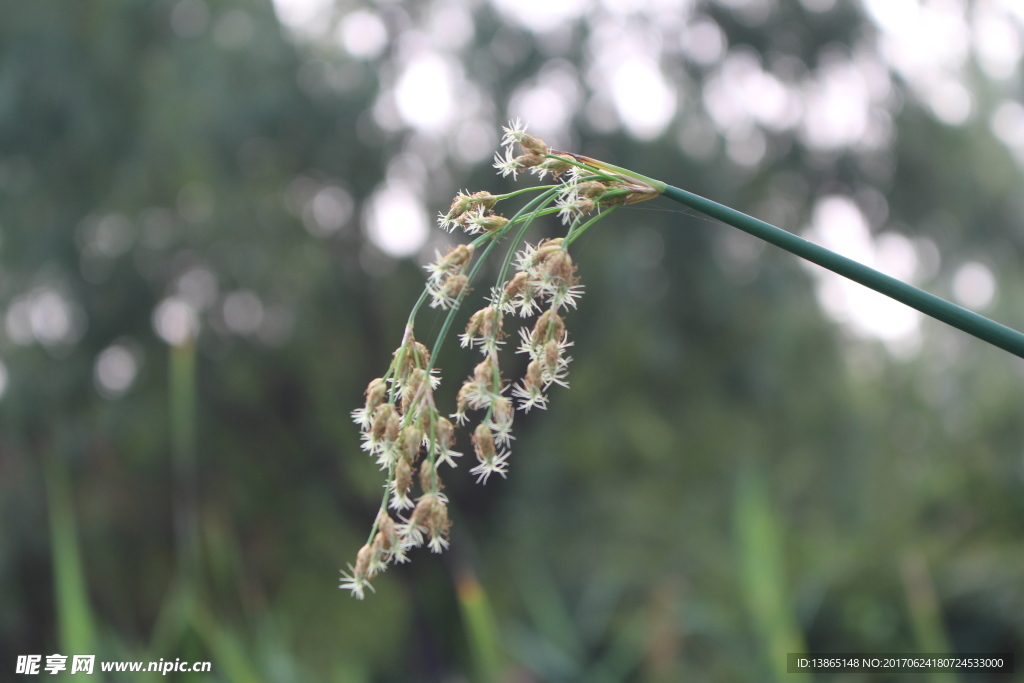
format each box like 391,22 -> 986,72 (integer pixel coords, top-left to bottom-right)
426,243 -> 474,310
342,120 -> 662,598
343,329 -> 458,599
493,118 -> 575,181
437,190 -> 508,235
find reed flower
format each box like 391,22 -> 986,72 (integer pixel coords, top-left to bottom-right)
341,119 -> 661,598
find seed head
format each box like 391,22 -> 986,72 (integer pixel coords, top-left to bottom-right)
433,416 -> 461,468
376,510 -> 409,564
392,458 -> 414,510
452,383 -> 471,424
430,272 -> 470,310
466,214 -> 509,235
501,118 -> 549,156
575,181 -> 610,198
401,367 -> 428,414
491,395 -> 514,446
384,410 -> 401,443
370,403 -> 395,442
426,244 -> 475,281
436,416 -> 454,451
405,492 -> 451,553
351,376 -> 388,429
419,458 -> 442,492
512,358 -> 550,412
340,545 -> 377,599
461,357 -> 502,409
533,310 -> 566,344
503,272 -> 528,299
365,377 -> 387,408
460,306 -> 504,351
402,426 -> 423,463
532,155 -> 573,179
439,192 -> 499,231
469,421 -> 510,484
442,273 -> 468,299
354,543 -> 372,578
472,422 -> 496,461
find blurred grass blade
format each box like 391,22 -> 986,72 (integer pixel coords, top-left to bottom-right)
171,342 -> 200,584
455,567 -> 505,683
734,465 -> 808,682
584,607 -> 646,683
147,579 -> 194,660
45,452 -> 97,660
516,564 -> 583,659
190,603 -> 264,683
900,551 -> 958,683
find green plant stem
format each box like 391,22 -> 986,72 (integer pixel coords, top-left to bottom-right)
660,184 -> 1024,359
496,188 -> 561,285
566,207 -> 618,246
544,154 -> 618,182
496,185 -> 558,200
170,342 -> 200,584
45,449 -> 97,660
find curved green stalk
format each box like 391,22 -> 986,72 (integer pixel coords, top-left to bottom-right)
496,188 -> 560,286
496,185 -> 558,200
566,206 -> 618,246
660,184 -> 1024,359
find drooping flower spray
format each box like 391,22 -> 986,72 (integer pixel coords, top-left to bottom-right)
341,121 -> 660,598
342,118 -> 1024,598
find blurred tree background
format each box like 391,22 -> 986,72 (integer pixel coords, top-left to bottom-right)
2,0 -> 1023,680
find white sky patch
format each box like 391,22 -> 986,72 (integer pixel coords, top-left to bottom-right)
610,55 -> 677,140
925,78 -> 973,125
427,3 -> 475,51
726,128 -> 766,167
510,61 -> 582,147
394,51 -> 460,133
996,0 -> 1024,23
586,21 -> 676,140
95,344 -> 139,398
338,10 -> 388,59
176,267 -> 218,310
802,196 -> 922,352
952,261 -> 997,310
800,58 -> 871,151
990,99 -> 1024,165
364,183 -> 429,258
972,4 -> 1022,80
7,288 -> 88,348
681,17 -> 727,66
703,49 -> 801,137
489,0 -> 588,32
596,0 -> 696,22
223,290 -> 265,335
452,118 -> 498,164
862,0 -> 976,127
271,0 -> 334,40
305,185 -> 353,237
153,297 -> 199,346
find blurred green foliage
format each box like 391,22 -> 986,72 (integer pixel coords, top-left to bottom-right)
2,0 -> 1023,681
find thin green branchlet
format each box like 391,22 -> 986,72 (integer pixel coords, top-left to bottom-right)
341,120 -> 660,599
